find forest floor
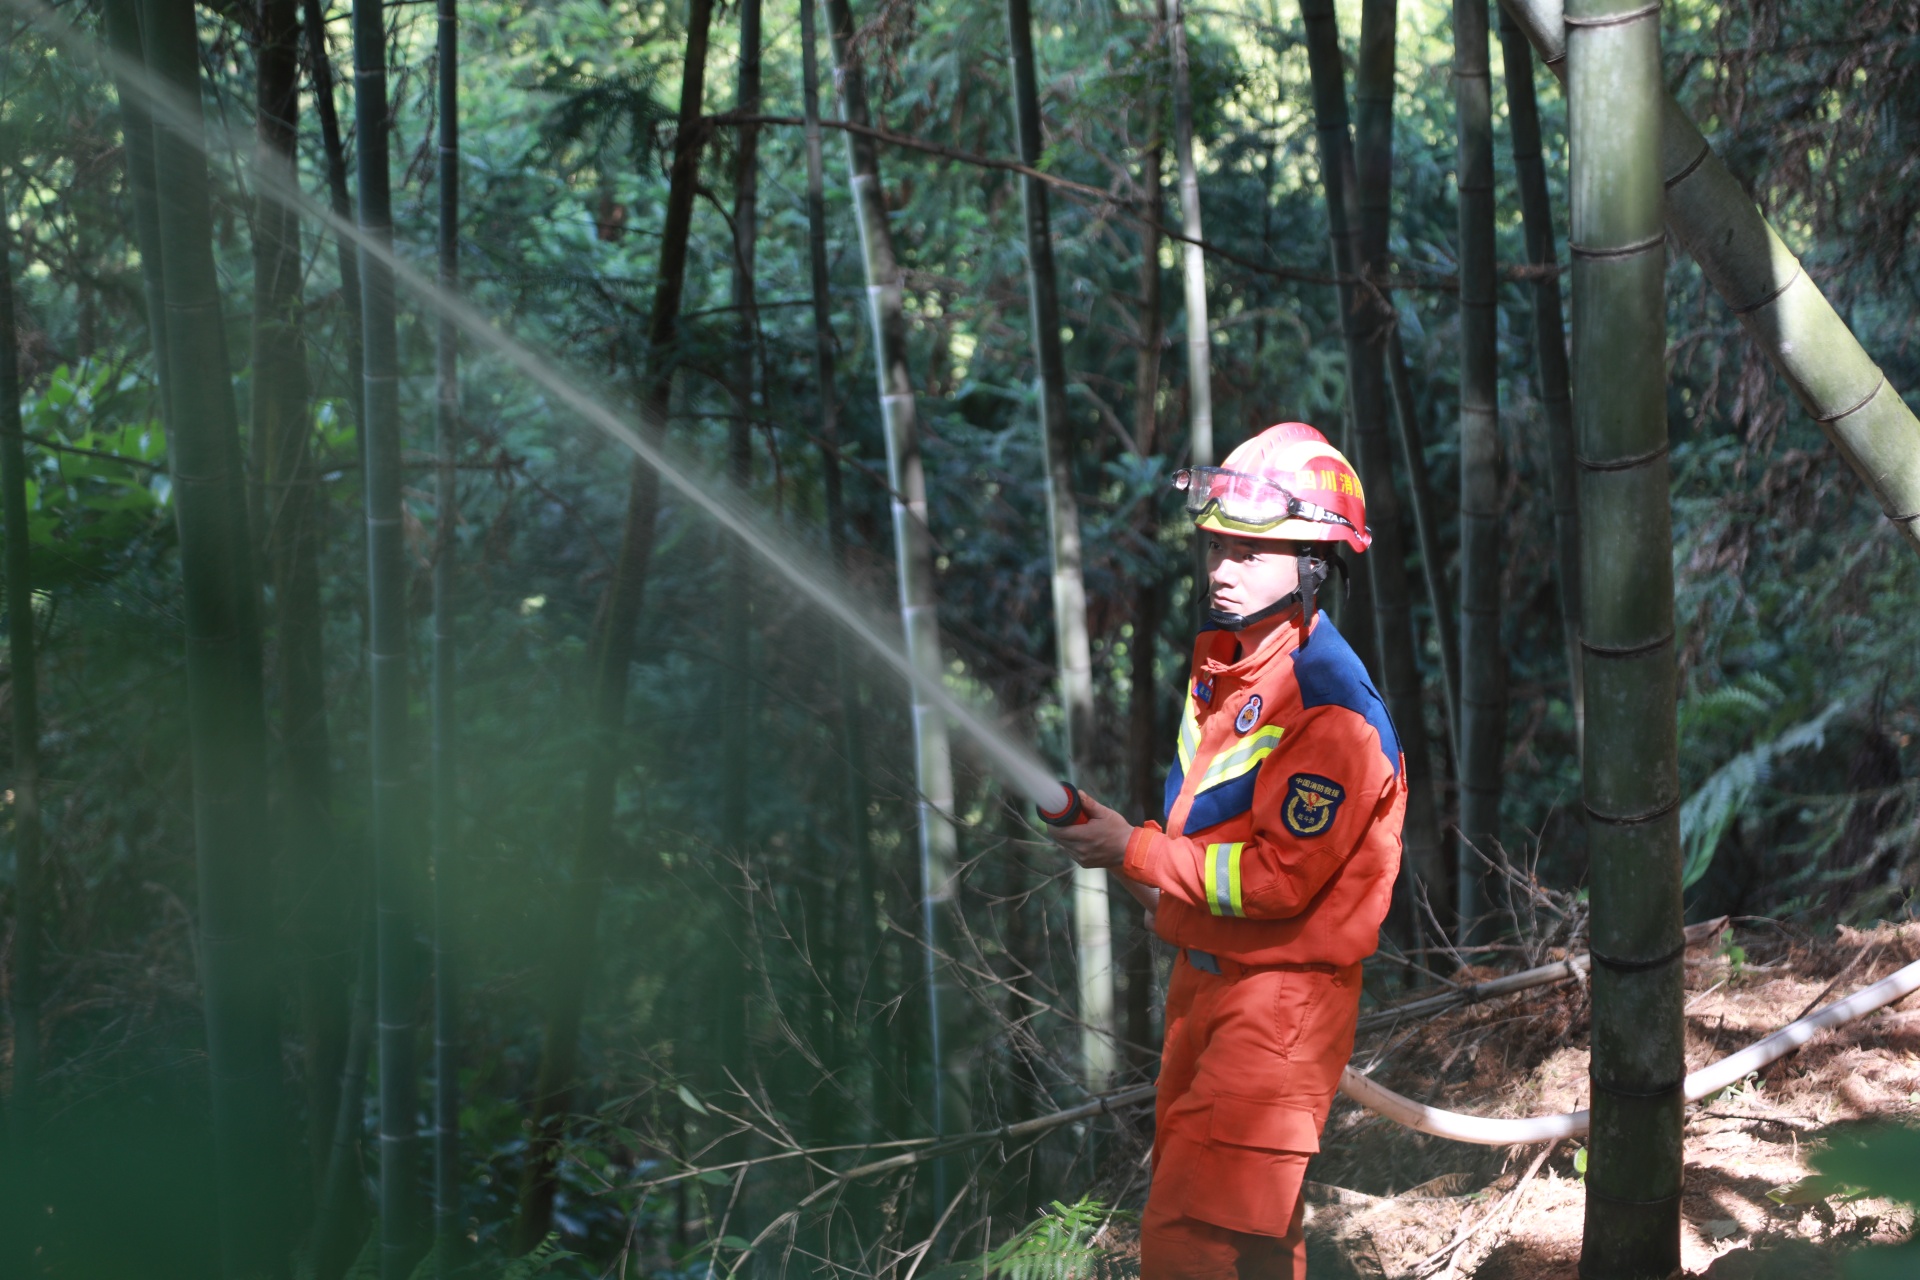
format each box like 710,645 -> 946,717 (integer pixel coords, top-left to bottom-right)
1086,919 -> 1920,1278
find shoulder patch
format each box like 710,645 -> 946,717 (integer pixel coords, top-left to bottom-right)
1282,773 -> 1346,837
1291,615 -> 1403,774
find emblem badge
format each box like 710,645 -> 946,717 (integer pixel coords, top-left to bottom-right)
1234,694 -> 1263,735
1282,773 -> 1346,837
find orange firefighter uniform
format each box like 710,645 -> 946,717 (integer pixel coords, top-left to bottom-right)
1122,609 -> 1405,1279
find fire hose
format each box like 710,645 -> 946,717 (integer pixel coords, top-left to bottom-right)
1037,780 -> 1920,1147
1340,954 -> 1920,1144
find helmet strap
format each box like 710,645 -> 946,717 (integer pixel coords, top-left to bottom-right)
1298,548 -> 1316,648
1207,593 -> 1297,632
1205,547 -> 1339,639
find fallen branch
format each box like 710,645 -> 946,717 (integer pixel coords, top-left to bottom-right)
1357,916 -> 1728,1033
1421,1141 -> 1558,1279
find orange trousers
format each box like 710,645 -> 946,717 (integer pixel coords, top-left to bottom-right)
1139,950 -> 1363,1280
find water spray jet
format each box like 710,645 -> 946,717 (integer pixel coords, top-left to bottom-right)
18,0 -> 1072,815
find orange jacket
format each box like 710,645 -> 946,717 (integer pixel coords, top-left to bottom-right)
1122,610 -> 1404,966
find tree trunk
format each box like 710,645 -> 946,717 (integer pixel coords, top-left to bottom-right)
137,0 -> 290,1272
252,0 -> 350,1211
1166,0 -> 1210,472
799,0 -> 879,1131
101,0 -> 170,424
350,0 -> 425,1270
1386,330 -> 1459,756
1500,0 -> 1920,557
1124,87 -> 1165,1075
431,0 -> 461,1267
713,0 -> 761,1086
0,171 -> 43,1159
311,928 -> 373,1280
1298,0 -> 1449,935
1567,4 -> 1683,1273
825,0 -> 962,1159
1165,0 -> 1219,639
720,0 -> 760,858
1003,0 -> 1115,1090
1497,6 -> 1581,748
1452,0 -> 1504,942
300,0 -> 366,436
510,0 -> 715,1247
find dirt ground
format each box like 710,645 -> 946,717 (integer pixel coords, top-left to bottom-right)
1095,921 -> 1920,1278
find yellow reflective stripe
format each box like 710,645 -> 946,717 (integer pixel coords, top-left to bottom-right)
1204,842 -> 1246,917
1197,725 -> 1284,791
1177,703 -> 1202,772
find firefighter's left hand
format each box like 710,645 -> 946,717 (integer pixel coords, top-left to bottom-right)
1046,790 -> 1133,870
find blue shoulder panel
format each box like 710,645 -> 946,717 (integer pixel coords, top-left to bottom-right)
1183,771 -> 1258,834
1291,613 -> 1403,775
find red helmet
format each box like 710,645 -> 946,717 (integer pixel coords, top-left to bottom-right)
1173,422 -> 1371,554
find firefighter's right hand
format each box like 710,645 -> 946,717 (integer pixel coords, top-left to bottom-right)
1046,789 -> 1132,869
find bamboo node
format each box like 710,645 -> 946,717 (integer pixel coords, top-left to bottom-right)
1576,442 -> 1671,473
1569,231 -> 1666,259
1563,0 -> 1661,28
1581,794 -> 1681,826
1813,372 -> 1886,425
1728,261 -> 1803,317
1578,630 -> 1674,659
1590,937 -> 1687,972
1590,1075 -> 1685,1098
1664,139 -> 1712,190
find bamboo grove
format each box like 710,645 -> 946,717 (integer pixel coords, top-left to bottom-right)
3,0 -> 1920,1275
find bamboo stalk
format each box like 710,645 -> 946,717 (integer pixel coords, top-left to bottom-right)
101,0 -> 169,422
1003,0 -> 1115,1089
0,169 -> 42,1159
1166,0 -> 1211,470
1501,0 -> 1920,554
312,928 -> 374,1280
1385,330 -> 1460,752
824,0 -> 963,1161
1452,0 -> 1505,942
135,0 -> 290,1271
1298,0 -> 1449,932
1566,0 -> 1684,1270
798,0 -> 877,1129
431,0 -> 461,1266
1497,5 -> 1581,747
299,0 -> 365,436
350,0 -> 425,1268
512,0 -> 717,1247
720,0 -> 761,861
253,0 -> 351,1211
1165,0 -> 1216,634
1124,58 -> 1166,1072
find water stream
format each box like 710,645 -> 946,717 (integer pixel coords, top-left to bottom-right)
18,0 -> 1072,815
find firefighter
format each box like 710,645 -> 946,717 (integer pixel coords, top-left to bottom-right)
1047,422 -> 1405,1279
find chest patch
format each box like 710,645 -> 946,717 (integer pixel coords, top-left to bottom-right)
1234,694 -> 1263,734
1282,773 -> 1345,838
1194,678 -> 1213,705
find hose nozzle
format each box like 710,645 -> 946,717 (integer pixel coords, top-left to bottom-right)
1036,781 -> 1089,827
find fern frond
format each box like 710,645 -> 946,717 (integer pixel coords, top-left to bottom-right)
1680,700 -> 1846,889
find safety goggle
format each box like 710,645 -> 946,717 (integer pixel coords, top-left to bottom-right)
1171,466 -> 1357,534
